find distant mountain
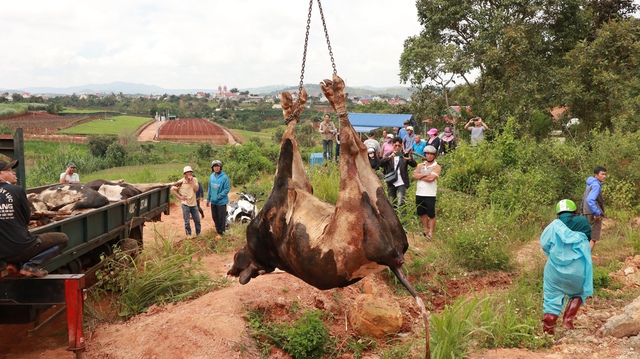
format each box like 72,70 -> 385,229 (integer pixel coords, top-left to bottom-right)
1,81 -> 414,98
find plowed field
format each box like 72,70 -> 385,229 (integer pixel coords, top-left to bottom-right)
158,118 -> 228,144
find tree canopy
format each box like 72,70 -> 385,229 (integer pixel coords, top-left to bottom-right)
401,0 -> 640,135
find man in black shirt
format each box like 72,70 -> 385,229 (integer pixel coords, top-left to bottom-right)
0,159 -> 68,277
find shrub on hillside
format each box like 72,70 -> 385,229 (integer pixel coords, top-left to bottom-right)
87,135 -> 117,158
446,219 -> 511,272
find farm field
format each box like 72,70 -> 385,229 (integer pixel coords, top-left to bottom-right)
158,118 -> 228,144
234,125 -> 285,145
59,115 -> 152,135
0,112 -> 95,134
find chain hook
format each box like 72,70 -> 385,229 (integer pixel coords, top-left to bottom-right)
285,0 -> 338,125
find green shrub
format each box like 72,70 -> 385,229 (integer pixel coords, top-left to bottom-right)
246,308 -> 331,359
96,237 -> 226,319
430,296 -> 483,358
87,135 -> 118,157
446,219 -> 512,271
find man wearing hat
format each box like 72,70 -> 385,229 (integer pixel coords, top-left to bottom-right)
0,159 -> 69,277
60,161 -> 80,183
398,120 -> 410,141
412,146 -> 441,240
171,165 -> 201,237
363,131 -> 381,158
402,126 -> 415,152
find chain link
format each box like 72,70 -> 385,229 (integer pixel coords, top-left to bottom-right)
287,0 -> 337,124
317,0 -> 337,74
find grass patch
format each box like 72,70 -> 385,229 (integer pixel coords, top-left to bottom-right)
59,115 -> 152,135
246,308 -> 332,359
95,236 -> 228,319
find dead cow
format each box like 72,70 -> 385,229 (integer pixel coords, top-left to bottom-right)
228,74 -> 430,357
34,184 -> 109,213
84,180 -> 173,202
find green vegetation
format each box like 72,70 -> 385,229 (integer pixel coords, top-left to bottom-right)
95,237 -> 228,319
59,115 -> 152,135
0,102 -> 48,118
246,308 -> 331,359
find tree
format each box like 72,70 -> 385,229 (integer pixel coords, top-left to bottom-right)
559,18 -> 640,132
399,35 -> 470,119
409,0 -> 595,128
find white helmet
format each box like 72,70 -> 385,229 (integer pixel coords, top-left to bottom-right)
211,160 -> 223,169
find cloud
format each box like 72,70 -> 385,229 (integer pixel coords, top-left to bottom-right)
0,0 -> 422,90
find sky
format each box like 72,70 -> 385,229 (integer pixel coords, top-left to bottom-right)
0,0 -> 423,91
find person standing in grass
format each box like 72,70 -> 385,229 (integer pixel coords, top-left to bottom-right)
581,166 -> 606,251
318,114 -> 337,161
206,160 -> 230,239
171,166 -> 201,237
412,146 -> 440,240
541,199 -> 593,335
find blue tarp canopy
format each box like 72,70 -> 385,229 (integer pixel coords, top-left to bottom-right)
347,113 -> 415,133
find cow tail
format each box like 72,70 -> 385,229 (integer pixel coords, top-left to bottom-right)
389,265 -> 431,359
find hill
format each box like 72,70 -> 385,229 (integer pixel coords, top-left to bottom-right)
1,82 -> 414,98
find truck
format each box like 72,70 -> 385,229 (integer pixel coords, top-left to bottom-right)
0,129 -> 172,358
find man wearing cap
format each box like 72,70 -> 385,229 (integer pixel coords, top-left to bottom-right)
402,126 -> 416,152
206,160 -> 230,238
1,159 -> 69,277
412,146 -> 441,240
171,166 -> 201,237
398,120 -> 410,140
60,162 -> 80,183
363,131 -> 381,158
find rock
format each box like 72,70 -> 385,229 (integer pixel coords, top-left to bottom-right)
602,295 -> 640,338
348,294 -> 402,338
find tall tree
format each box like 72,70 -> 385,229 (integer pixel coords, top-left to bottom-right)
560,18 -> 640,132
408,0 -> 594,127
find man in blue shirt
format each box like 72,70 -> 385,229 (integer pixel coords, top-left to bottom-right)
581,166 -> 606,251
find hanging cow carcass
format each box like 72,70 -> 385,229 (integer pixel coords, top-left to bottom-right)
228,74 -> 430,358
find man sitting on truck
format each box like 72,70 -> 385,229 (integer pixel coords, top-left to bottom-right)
0,159 -> 69,277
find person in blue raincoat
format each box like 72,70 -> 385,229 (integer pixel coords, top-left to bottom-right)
541,199 -> 593,335
206,160 -> 230,239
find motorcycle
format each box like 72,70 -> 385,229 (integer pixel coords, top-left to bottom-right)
226,191 -> 262,229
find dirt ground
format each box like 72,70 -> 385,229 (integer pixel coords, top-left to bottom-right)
2,205 -> 639,359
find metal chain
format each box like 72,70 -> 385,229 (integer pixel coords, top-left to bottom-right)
286,0 -> 313,124
317,0 -> 337,74
287,0 -> 337,124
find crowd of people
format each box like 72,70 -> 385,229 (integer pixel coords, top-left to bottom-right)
351,116 -> 486,238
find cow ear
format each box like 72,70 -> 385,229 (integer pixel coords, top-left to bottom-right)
239,266 -> 258,285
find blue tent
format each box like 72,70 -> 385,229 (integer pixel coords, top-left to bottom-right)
346,113 -> 415,133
